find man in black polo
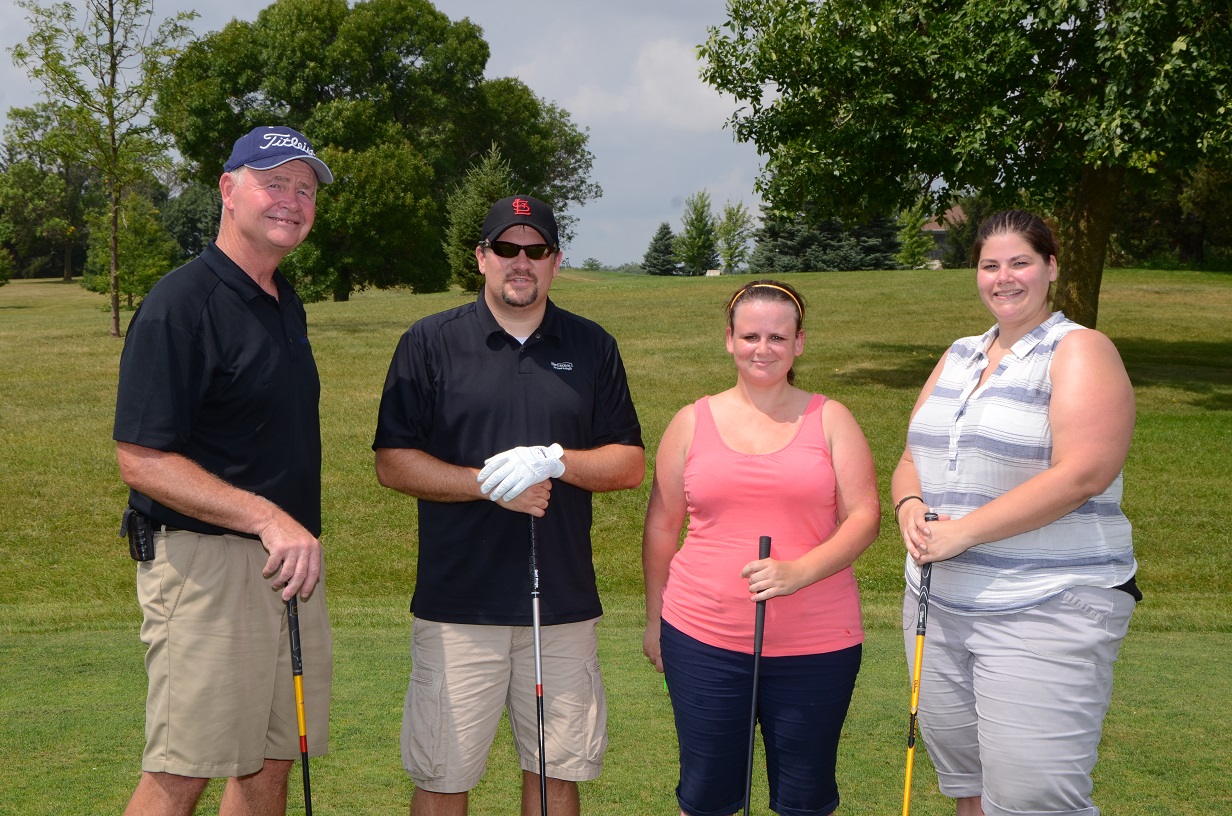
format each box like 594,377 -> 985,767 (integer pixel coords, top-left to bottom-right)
374,195 -> 645,816
114,125 -> 332,816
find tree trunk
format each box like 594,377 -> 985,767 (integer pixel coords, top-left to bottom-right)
1053,165 -> 1125,329
332,268 -> 352,302
109,185 -> 121,338
62,239 -> 73,282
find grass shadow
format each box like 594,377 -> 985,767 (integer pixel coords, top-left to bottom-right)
826,338 -> 1232,411
1117,337 -> 1232,411
831,342 -> 948,390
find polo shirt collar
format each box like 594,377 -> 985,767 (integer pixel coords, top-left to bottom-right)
201,241 -> 293,303
475,292 -> 563,341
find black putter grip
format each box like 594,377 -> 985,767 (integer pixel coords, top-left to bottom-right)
758,535 -> 771,560
287,597 -> 303,675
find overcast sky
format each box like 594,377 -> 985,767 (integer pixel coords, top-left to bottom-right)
0,0 -> 764,267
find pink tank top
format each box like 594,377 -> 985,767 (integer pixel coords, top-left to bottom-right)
660,394 -> 864,657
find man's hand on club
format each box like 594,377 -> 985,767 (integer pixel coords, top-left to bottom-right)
478,443 -> 565,502
259,512 -> 323,601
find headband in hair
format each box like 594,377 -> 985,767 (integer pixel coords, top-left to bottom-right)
727,283 -> 803,317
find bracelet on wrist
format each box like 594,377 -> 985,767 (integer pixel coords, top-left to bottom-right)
894,495 -> 924,523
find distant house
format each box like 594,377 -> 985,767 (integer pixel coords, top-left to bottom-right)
922,206 -> 966,264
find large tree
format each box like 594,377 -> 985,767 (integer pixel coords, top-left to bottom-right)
0,103 -> 95,281
12,0 -> 195,335
154,0 -> 601,300
700,0 -> 1232,326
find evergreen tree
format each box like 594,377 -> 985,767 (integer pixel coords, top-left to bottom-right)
442,146 -> 515,293
642,222 -> 678,276
675,190 -> 718,276
750,212 -> 898,273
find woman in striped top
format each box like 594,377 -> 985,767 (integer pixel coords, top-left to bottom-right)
891,210 -> 1138,816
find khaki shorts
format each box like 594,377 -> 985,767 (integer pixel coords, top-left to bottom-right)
137,530 -> 332,778
402,617 -> 607,792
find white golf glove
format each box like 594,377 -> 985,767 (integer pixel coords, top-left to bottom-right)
478,443 -> 565,502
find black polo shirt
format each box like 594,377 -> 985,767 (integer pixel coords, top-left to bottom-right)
114,241 -> 322,537
374,293 -> 642,625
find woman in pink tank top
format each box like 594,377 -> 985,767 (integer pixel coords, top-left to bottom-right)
643,279 -> 881,816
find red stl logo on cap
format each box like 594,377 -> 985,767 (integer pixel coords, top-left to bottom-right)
513,198 -> 532,216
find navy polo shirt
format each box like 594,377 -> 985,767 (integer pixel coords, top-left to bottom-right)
374,293 -> 642,625
114,241 -> 322,537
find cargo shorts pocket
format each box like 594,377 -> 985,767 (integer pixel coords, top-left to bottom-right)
583,656 -> 607,763
402,665 -> 446,780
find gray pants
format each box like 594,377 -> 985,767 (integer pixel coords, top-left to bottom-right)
903,586 -> 1134,816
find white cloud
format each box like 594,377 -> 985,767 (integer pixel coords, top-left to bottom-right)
567,38 -> 734,133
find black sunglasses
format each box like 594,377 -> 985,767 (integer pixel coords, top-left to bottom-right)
483,240 -> 556,260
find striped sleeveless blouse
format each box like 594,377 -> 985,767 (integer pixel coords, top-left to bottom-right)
905,311 -> 1136,614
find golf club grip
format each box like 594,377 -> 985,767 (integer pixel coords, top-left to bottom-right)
753,536 -> 770,652
287,598 -> 303,675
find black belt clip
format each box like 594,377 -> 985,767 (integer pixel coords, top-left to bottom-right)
120,507 -> 156,562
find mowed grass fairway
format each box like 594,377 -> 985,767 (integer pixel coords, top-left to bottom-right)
1,267 -> 1229,815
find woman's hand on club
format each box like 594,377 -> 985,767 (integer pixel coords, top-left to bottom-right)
741,557 -> 802,601
904,513 -> 966,566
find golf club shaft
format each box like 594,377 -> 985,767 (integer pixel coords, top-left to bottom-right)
287,597 -> 313,816
744,535 -> 772,816
902,512 -> 937,816
530,517 -> 548,816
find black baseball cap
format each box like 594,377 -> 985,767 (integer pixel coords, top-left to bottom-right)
224,126 -> 334,184
481,195 -> 558,248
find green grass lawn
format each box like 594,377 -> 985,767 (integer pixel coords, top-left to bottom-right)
1,267 -> 1229,814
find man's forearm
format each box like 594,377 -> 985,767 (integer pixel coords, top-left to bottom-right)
116,441 -> 282,535
559,443 -> 645,493
375,447 -> 484,503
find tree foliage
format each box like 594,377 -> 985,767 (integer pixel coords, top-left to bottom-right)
1110,159 -> 1232,268
749,213 -> 899,274
82,188 -> 177,306
675,190 -> 719,276
895,200 -> 935,270
642,222 -> 678,276
715,200 -> 756,274
12,0 -> 195,335
0,103 -> 96,281
941,193 -> 997,269
160,182 -> 219,264
153,0 -> 602,300
442,145 -> 514,293
700,0 -> 1232,326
